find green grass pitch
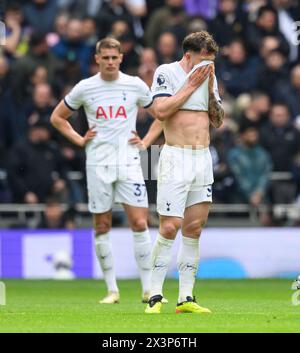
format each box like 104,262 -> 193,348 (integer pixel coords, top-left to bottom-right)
0,279 -> 299,333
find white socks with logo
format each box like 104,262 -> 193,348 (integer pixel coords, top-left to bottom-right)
95,230 -> 152,295
150,233 -> 174,297
132,229 -> 152,294
177,236 -> 200,303
95,232 -> 119,293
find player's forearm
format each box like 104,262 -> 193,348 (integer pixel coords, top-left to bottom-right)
50,114 -> 84,147
142,120 -> 163,148
154,84 -> 196,121
208,93 -> 225,128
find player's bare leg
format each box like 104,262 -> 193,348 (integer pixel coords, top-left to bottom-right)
176,202 -> 211,313
93,211 -> 120,304
123,203 -> 153,303
145,216 -> 182,313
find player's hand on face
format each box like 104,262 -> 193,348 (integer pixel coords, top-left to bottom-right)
81,125 -> 97,147
189,64 -> 213,89
128,131 -> 147,150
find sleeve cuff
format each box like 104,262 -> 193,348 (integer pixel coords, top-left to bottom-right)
153,93 -> 172,100
64,98 -> 77,111
143,100 -> 153,109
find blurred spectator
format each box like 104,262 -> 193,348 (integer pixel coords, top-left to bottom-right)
82,16 -> 98,47
52,18 -> 93,78
0,56 -> 17,148
60,141 -> 86,204
96,0 -> 135,39
38,196 -> 76,229
22,0 -> 58,34
24,83 -> 56,128
57,0 -> 102,17
227,122 -> 272,213
260,103 -> 300,172
118,34 -> 140,74
258,35 -> 289,60
186,17 -> 208,34
246,5 -> 289,56
110,20 -> 131,38
238,91 -> 270,129
7,122 -> 69,204
144,0 -> 188,47
210,117 -> 236,203
274,65 -> 300,121
209,0 -> 245,47
11,32 -> 64,102
138,47 -> 158,87
257,49 -> 289,98
156,31 -> 180,65
30,66 -> 49,87
260,103 -> 300,205
217,39 -> 259,97
4,2 -> 31,58
126,0 -> 147,38
241,0 -> 268,23
47,11 -> 70,47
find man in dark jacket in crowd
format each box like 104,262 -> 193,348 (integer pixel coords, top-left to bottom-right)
259,103 -> 300,203
8,122 -> 69,204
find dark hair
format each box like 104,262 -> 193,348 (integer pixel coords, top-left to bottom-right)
45,196 -> 61,207
239,120 -> 258,134
257,5 -> 277,19
5,2 -> 21,13
83,15 -> 97,23
29,32 -> 47,47
182,31 -> 218,55
96,37 -> 122,54
271,102 -> 290,112
29,121 -> 50,131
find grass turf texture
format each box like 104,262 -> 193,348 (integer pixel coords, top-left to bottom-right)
0,279 -> 299,333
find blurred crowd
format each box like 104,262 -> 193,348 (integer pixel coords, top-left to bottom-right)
1,0 -> 300,226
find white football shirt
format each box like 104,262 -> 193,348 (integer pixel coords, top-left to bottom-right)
151,60 -> 221,111
64,72 -> 153,166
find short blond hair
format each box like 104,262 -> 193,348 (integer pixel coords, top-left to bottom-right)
96,37 -> 121,54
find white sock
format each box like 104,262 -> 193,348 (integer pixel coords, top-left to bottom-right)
177,236 -> 200,303
94,232 -> 118,293
133,229 -> 152,294
150,233 -> 174,297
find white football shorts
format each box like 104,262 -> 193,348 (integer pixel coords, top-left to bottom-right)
86,164 -> 148,213
157,144 -> 214,218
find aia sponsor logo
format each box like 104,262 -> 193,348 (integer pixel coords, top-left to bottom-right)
96,105 -> 127,120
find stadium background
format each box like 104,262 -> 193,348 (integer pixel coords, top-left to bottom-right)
0,0 -> 300,282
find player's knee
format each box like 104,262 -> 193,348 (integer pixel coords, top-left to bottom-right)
184,218 -> 207,236
94,222 -> 111,235
160,221 -> 180,238
130,218 -> 147,232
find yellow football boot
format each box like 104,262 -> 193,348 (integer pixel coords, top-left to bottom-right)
145,295 -> 163,314
175,296 -> 211,314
